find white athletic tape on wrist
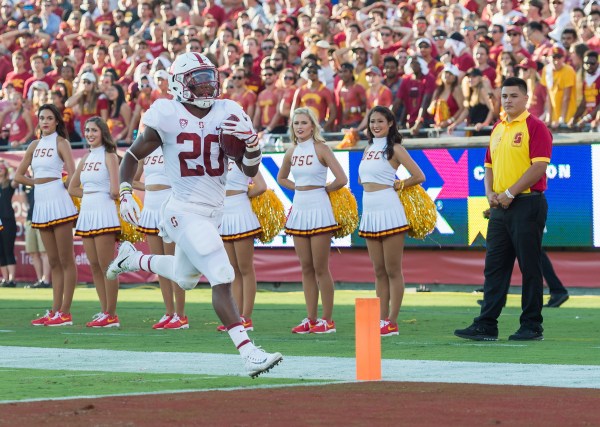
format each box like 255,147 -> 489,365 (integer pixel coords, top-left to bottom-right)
243,154 -> 262,166
120,182 -> 133,194
126,149 -> 140,162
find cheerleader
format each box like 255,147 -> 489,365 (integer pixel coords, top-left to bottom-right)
277,108 -> 348,334
217,160 -> 267,332
14,104 -> 79,326
68,117 -> 121,328
133,146 -> 188,330
358,106 -> 425,336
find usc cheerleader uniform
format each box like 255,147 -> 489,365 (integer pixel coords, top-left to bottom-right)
285,138 -> 340,236
137,146 -> 171,235
30,132 -> 78,229
220,160 -> 261,241
75,145 -> 120,237
358,137 -> 409,238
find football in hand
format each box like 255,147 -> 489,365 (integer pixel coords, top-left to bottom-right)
219,114 -> 246,160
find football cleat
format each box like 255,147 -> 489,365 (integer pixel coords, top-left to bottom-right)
106,241 -> 141,280
243,346 -> 283,378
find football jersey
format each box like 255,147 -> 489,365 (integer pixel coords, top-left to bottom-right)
142,98 -> 251,208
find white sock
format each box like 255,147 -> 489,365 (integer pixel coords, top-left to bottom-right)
140,255 -> 176,281
228,323 -> 253,356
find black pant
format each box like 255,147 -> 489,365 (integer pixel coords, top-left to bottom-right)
0,216 -> 17,266
541,250 -> 568,295
476,193 -> 548,330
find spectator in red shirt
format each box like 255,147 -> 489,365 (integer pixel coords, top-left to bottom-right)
524,22 -> 553,67
514,58 -> 546,119
474,43 -> 498,87
253,66 -> 285,135
335,62 -> 367,128
445,32 -> 476,77
0,91 -> 34,147
574,51 -> 600,127
291,63 -> 337,131
4,51 -> 33,96
398,56 -> 436,135
489,24 -> 505,65
353,66 -> 393,133
65,71 -> 108,135
505,25 -> 532,63
23,54 -> 56,100
224,66 -> 257,119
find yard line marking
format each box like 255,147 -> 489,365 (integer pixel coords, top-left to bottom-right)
0,330 -> 15,333
1,346 -> 599,391
61,332 -> 148,337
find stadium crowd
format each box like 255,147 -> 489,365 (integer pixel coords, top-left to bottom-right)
1,0 -> 600,145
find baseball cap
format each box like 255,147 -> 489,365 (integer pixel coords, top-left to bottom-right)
552,46 -> 566,57
154,70 -> 170,80
316,40 -> 330,49
443,64 -> 460,77
80,71 -> 96,82
416,38 -> 432,47
365,66 -> 382,76
506,25 -> 522,35
340,10 -> 354,19
516,57 -> 537,70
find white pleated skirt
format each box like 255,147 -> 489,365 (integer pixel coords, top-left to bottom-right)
75,192 -> 120,237
359,188 -> 409,239
285,188 -> 340,237
138,188 -> 171,235
32,179 -> 78,229
220,193 -> 261,241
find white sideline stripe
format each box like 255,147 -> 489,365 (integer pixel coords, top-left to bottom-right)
1,346 -> 599,391
0,382 -> 344,405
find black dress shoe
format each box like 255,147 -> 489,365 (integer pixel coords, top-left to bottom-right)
454,323 -> 498,341
31,280 -> 51,289
544,294 -> 569,308
508,327 -> 544,341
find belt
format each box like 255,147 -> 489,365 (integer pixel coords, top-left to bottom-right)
515,190 -> 543,198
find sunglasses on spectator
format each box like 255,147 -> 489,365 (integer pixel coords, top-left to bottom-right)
380,32 -> 392,37
83,80 -> 93,84
232,76 -> 244,80
140,83 -> 150,88
508,32 -> 520,37
284,75 -> 295,80
433,36 -> 446,40
462,26 -> 475,31
262,45 -> 274,50
307,69 -> 318,74
552,54 -> 563,59
584,61 -> 598,65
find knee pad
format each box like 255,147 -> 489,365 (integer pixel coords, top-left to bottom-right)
205,251 -> 235,286
177,278 -> 199,291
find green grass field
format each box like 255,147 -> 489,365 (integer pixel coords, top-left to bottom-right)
1,287 -> 599,401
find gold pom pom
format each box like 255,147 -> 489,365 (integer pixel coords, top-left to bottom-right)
396,181 -> 437,239
115,193 -> 145,243
328,187 -> 359,238
71,196 -> 81,212
250,187 -> 286,243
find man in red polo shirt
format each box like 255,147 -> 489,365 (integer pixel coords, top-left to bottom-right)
455,77 -> 552,342
291,63 -> 337,131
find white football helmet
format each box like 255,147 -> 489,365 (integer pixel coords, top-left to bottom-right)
169,52 -> 220,109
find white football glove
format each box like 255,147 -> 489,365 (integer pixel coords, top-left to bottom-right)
119,182 -> 141,226
221,114 -> 259,152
